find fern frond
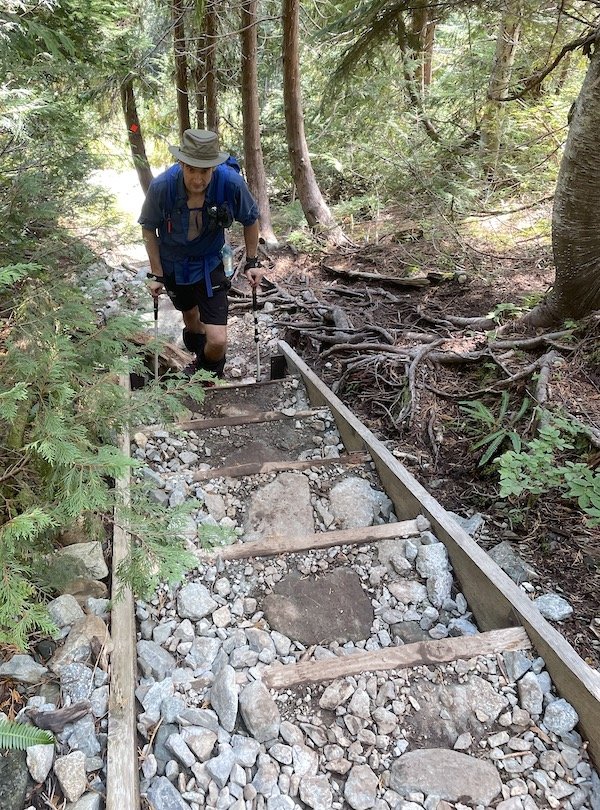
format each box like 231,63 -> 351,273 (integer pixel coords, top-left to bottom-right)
0,720 -> 54,750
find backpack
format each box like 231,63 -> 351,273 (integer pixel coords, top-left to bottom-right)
162,156 -> 241,232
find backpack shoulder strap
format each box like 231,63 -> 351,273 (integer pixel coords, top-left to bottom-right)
163,164 -> 182,216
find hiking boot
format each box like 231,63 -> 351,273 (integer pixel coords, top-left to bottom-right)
182,356 -> 202,378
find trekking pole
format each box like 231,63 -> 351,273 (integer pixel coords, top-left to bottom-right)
153,295 -> 159,383
252,286 -> 260,380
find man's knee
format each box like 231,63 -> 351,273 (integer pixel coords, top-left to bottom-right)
204,326 -> 227,359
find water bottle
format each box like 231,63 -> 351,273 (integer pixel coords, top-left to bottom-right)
221,242 -> 234,278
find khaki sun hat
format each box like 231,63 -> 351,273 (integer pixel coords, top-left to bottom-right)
168,129 -> 229,168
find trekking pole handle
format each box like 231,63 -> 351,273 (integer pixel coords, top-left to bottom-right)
252,288 -> 259,344
153,296 -> 158,321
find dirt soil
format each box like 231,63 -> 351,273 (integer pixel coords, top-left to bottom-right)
254,210 -> 600,670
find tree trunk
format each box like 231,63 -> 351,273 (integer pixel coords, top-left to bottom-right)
479,0 -> 522,178
120,76 -> 153,194
195,32 -> 207,129
397,14 -> 440,142
411,2 -> 435,93
423,19 -> 436,89
282,0 -> 347,244
173,0 -> 191,137
524,42 -> 600,326
205,0 -> 218,132
241,0 -> 278,247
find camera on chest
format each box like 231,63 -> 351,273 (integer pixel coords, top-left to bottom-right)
206,204 -> 233,230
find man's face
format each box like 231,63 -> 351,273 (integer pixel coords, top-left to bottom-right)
181,162 -> 214,195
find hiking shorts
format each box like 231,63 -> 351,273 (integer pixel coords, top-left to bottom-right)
163,264 -> 230,325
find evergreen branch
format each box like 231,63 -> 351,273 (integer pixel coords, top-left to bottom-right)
0,720 -> 54,750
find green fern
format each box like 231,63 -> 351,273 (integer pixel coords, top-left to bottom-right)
0,720 -> 54,750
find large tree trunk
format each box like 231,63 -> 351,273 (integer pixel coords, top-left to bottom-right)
120,76 -> 153,194
524,41 -> 600,326
411,2 -> 435,93
480,0 -> 522,178
282,0 -> 346,244
205,0 -> 218,132
173,0 -> 191,137
241,0 -> 278,247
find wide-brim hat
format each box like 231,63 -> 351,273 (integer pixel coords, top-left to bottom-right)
168,129 -> 229,168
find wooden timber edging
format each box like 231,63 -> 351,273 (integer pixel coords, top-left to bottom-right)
178,408 -> 320,431
276,340 -> 600,768
192,452 -> 370,481
262,627 -> 532,689
106,375 -> 140,810
199,518 -> 423,562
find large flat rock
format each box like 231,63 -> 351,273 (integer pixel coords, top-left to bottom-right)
244,472 -> 314,543
263,567 -> 373,645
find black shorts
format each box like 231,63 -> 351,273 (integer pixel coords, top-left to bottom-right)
163,264 -> 230,325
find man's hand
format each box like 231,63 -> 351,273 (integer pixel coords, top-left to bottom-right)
244,257 -> 263,289
147,273 -> 164,298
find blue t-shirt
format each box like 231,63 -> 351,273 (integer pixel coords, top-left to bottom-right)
138,164 -> 259,286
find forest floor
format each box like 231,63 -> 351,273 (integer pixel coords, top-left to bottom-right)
99,171 -> 599,669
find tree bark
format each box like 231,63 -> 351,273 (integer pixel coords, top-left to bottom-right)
205,0 -> 219,132
173,0 -> 191,137
194,32 -> 207,129
479,0 -> 522,178
397,14 -> 440,142
411,2 -> 435,93
241,0 -> 278,247
282,0 -> 347,244
524,40 -> 600,325
120,76 -> 153,194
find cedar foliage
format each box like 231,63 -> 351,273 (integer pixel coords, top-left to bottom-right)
0,265 -> 206,649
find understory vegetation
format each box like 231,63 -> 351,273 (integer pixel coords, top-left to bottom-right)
1,0 -> 599,651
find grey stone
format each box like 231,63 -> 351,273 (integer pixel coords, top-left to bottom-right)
299,775 -> 333,808
292,744 -> 318,777
391,621 -> 429,644
488,541 -> 538,584
252,757 -> 279,796
137,640 -> 177,680
26,743 -> 55,783
534,593 -> 573,621
0,751 -> 28,810
177,583 -> 217,620
388,581 -> 427,605
390,749 -> 502,805
448,511 -> 484,535
56,542 -> 108,580
518,671 -> 544,716
68,714 -> 101,756
54,750 -> 88,803
344,764 -> 379,810
244,472 -> 314,542
47,594 -> 85,627
209,664 -> 238,732
503,650 -> 533,682
543,698 -> 579,734
239,680 -> 280,742
416,544 -> 448,578
165,734 -> 196,768
206,746 -> 236,789
0,654 -> 48,684
426,571 -> 453,608
66,793 -> 102,810
61,663 -> 94,702
231,734 -> 261,767
329,477 -> 387,529
178,708 -> 219,732
161,696 -> 186,724
147,775 -> 192,809
181,727 -> 217,762
184,636 -> 220,669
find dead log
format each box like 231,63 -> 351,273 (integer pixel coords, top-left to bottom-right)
130,332 -> 189,371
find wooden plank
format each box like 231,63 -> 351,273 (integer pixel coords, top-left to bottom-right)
277,340 -> 600,769
178,408 -> 318,431
130,330 -> 189,370
106,376 -> 140,810
192,452 -> 370,481
263,627 -> 532,689
322,264 -> 431,288
203,518 -> 422,561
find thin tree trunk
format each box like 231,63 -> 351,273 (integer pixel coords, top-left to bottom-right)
524,43 -> 600,326
173,0 -> 191,137
195,33 -> 207,129
423,19 -> 436,89
120,76 -> 153,194
241,0 -> 278,247
282,0 -> 347,244
398,14 -> 440,141
480,0 -> 522,178
205,0 -> 218,132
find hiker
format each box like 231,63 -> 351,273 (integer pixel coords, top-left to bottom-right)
139,129 -> 262,378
